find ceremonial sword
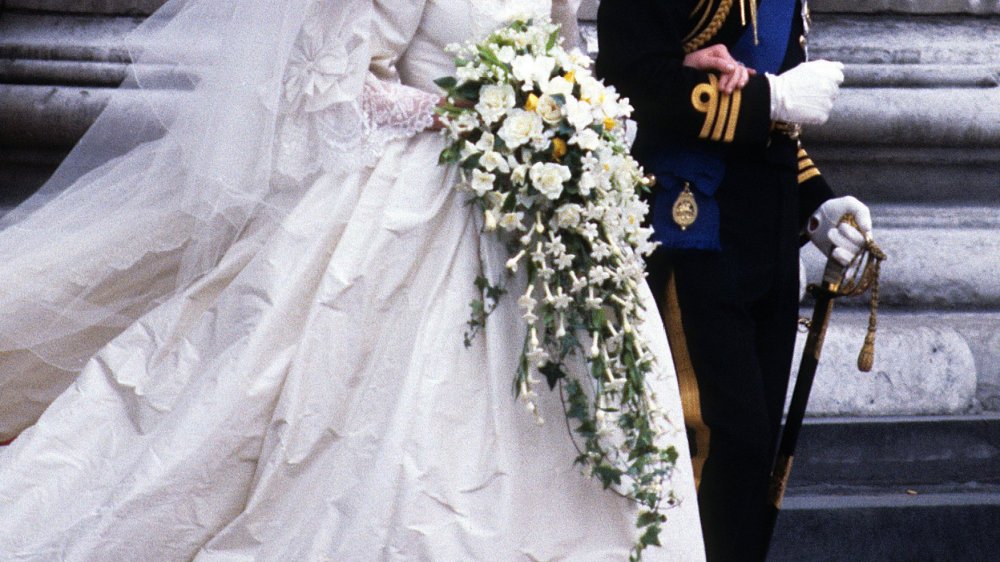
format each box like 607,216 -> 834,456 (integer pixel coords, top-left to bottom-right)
761,216 -> 886,558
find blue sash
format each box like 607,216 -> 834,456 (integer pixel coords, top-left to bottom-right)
644,0 -> 797,250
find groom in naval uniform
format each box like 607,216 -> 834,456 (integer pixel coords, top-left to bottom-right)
597,0 -> 873,559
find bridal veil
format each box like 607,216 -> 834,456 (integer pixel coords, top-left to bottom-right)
0,0 -> 415,436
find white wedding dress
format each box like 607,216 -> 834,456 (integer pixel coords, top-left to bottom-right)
0,0 -> 704,560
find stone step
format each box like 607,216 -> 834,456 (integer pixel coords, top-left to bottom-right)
3,0 -> 164,16
791,309 -> 984,416
811,15 -> 1000,67
770,485 -> 1000,561
789,415 -> 1000,488
0,13 -> 141,63
801,207 -> 1000,309
804,144 -> 1000,204
810,0 -> 1000,15
773,415 -> 1000,559
579,0 -> 1000,20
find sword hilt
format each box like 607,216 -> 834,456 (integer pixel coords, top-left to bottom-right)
820,213 -> 887,372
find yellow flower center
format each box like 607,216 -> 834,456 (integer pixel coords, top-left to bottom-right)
552,138 -> 568,160
564,70 -> 576,83
603,117 -> 616,131
524,93 -> 539,111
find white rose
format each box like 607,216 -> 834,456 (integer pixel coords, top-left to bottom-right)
475,84 -> 516,125
570,128 -> 601,151
498,109 -> 543,149
555,204 -> 583,229
471,169 -> 495,196
564,98 -> 594,130
530,162 -> 572,200
535,94 -> 563,125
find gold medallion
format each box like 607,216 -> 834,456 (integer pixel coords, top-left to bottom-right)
672,182 -> 698,231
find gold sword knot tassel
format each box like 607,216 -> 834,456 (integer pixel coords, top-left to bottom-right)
830,214 -> 887,373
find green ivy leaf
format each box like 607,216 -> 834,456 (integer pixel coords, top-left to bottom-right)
434,76 -> 458,90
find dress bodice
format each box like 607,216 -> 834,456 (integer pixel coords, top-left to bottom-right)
398,0 -> 551,91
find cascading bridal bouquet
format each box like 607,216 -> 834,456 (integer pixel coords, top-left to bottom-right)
435,17 -> 679,560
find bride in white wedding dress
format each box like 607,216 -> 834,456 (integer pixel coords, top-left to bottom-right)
0,0 -> 703,559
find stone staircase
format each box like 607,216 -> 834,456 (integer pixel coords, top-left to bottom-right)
769,1 -> 1000,559
2,0 -> 1000,558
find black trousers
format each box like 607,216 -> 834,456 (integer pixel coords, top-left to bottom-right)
647,138 -> 802,562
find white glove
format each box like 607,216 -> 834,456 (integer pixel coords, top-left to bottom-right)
766,60 -> 845,125
807,195 -> 873,266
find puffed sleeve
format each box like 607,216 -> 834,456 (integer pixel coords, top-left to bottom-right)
596,0 -> 772,145
361,0 -> 439,139
370,0 -> 429,81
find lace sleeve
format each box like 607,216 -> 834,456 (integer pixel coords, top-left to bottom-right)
359,75 -> 439,147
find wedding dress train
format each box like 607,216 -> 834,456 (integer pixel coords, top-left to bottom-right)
0,0 -> 704,559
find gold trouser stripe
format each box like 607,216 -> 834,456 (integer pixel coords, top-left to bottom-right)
798,167 -> 821,183
663,272 -> 711,490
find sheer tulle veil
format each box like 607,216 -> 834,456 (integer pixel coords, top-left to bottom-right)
0,0 -> 374,376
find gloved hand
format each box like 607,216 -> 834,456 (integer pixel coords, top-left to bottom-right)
807,195 -> 873,266
766,60 -> 845,125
